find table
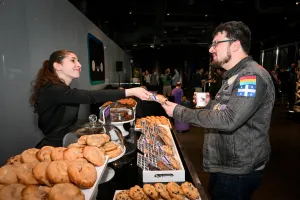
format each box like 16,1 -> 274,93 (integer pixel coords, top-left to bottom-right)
96,126 -> 208,200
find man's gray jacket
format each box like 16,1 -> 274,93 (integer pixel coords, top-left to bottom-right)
173,57 -> 275,174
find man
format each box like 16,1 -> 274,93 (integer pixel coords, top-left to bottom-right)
162,21 -> 275,200
171,68 -> 180,89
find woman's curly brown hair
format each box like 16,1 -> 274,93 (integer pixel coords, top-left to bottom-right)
29,50 -> 74,113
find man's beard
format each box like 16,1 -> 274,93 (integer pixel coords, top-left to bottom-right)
210,50 -> 231,68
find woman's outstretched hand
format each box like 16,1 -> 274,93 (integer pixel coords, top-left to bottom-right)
125,87 -> 152,100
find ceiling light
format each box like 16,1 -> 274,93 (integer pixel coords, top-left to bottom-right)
161,44 -> 164,46
133,44 -> 137,47
284,17 -> 287,19
129,11 -> 132,14
205,14 -> 208,17
167,13 -> 170,16
296,2 -> 299,5
164,31 -> 167,33
150,44 -> 154,48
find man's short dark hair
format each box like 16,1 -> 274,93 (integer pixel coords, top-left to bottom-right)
212,21 -> 251,54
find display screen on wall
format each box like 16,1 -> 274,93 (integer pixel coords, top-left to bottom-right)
87,33 -> 105,85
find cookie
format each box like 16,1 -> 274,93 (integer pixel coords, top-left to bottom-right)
86,134 -> 106,147
129,185 -> 150,200
77,135 -> 88,145
0,185 -> 4,190
181,182 -> 200,200
83,146 -> 106,166
115,192 -> 132,200
103,141 -> 118,152
154,183 -> 171,200
20,148 -> 40,164
63,147 -> 84,161
0,165 -> 18,185
16,163 -> 39,185
21,185 -> 50,200
46,160 -> 70,184
157,160 -> 172,171
32,161 -> 52,186
0,183 -> 26,200
143,184 -> 159,200
166,156 -> 180,170
48,183 -> 84,200
161,135 -> 173,147
161,145 -> 173,155
105,147 -> 123,159
36,146 -> 54,161
166,182 -> 184,200
68,143 -> 86,148
5,155 -> 21,165
67,161 -> 97,189
50,147 -> 67,161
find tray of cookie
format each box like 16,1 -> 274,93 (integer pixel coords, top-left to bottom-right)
136,125 -> 185,183
135,116 -> 172,131
0,143 -> 110,200
113,181 -> 201,200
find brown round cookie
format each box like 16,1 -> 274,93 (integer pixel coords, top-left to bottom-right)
67,161 -> 97,189
166,182 -> 184,200
161,145 -> 173,155
103,141 -> 118,152
16,163 -> 39,185
105,147 -> 123,159
181,182 -> 200,200
50,147 -> 67,161
166,156 -> 180,170
161,135 -> 173,147
101,134 -> 110,143
36,146 -> 54,162
115,190 -> 132,200
68,143 -> 86,148
63,147 -> 84,161
48,183 -> 84,200
5,155 -> 21,165
143,184 -> 159,200
0,183 -> 26,200
32,161 -> 52,186
21,185 -> 51,200
0,185 -> 4,190
77,135 -> 88,145
46,160 -> 70,184
154,183 -> 171,200
83,146 -> 105,166
129,185 -> 150,200
86,134 -> 106,147
0,165 -> 18,184
67,158 -> 88,166
20,148 -> 40,164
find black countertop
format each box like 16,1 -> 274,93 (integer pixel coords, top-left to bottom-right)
96,126 -> 208,200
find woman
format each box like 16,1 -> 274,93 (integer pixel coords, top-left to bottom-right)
30,50 -> 151,148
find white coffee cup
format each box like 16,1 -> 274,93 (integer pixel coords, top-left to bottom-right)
196,92 -> 206,107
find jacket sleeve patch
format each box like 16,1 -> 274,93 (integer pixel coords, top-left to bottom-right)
237,76 -> 256,97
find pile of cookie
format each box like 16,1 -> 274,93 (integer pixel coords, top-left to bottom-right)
115,181 -> 200,200
136,116 -> 171,129
0,134 -> 123,199
117,98 -> 137,107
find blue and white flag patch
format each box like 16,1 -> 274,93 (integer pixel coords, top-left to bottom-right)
237,84 -> 256,97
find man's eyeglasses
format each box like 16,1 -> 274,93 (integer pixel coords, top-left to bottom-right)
209,39 -> 237,49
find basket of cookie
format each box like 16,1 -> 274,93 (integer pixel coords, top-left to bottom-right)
137,124 -> 185,183
113,181 -> 201,200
